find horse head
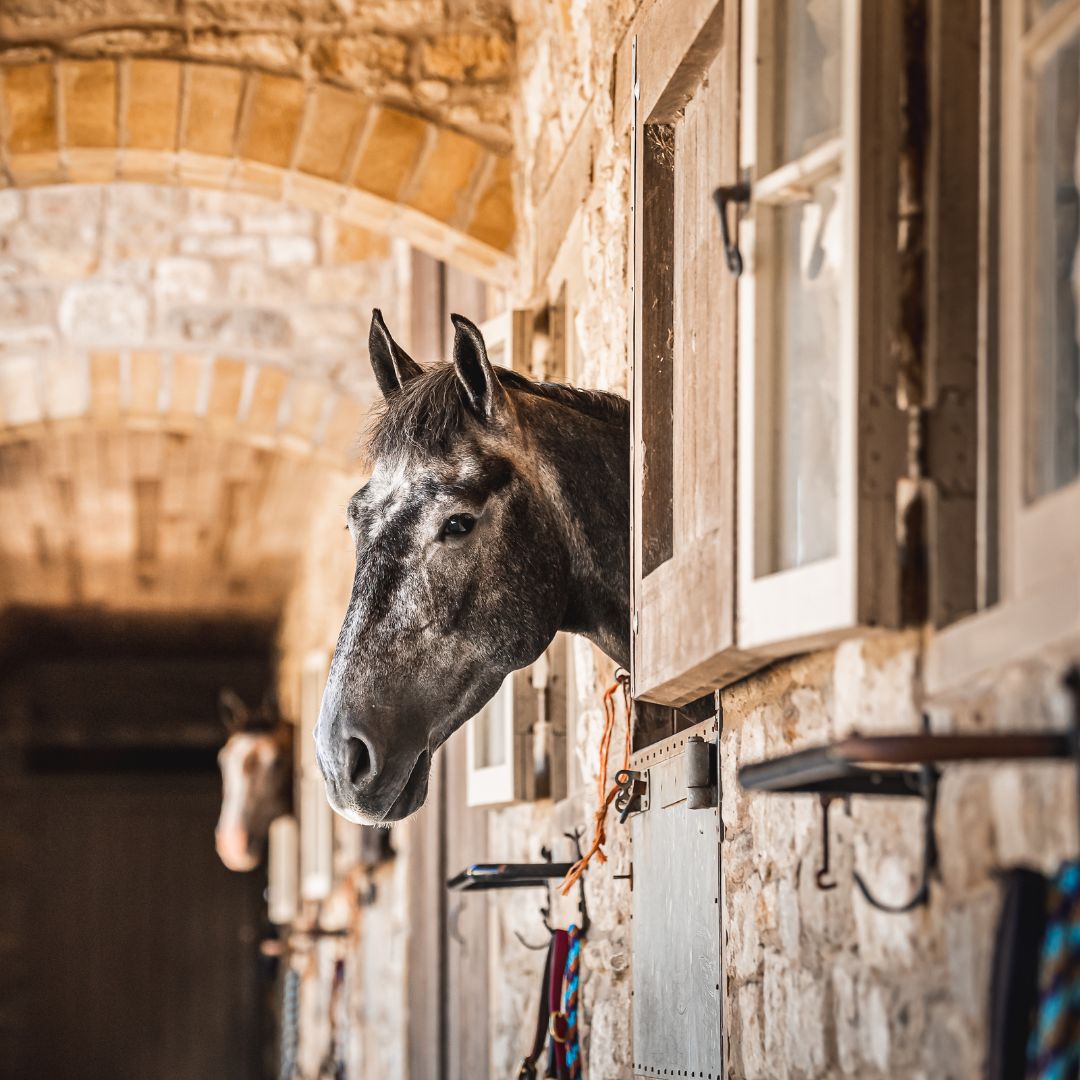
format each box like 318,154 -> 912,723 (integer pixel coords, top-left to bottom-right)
215,689 -> 292,871
314,310 -> 630,826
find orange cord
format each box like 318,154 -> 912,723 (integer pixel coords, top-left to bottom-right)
560,671 -> 631,895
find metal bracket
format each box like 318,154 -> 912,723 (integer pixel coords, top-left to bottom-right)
812,766 -> 940,913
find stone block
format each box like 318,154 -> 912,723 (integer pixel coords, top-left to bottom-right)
239,206 -> 315,234
352,106 -> 429,201
406,127 -> 483,224
232,160 -> 285,199
155,257 -> 217,310
189,29 -> 301,71
0,281 -> 56,346
181,64 -> 244,157
327,221 -> 389,263
267,235 -> 317,267
59,281 -> 149,344
467,153 -> 514,250
296,84 -> 368,182
0,355 -> 41,426
206,355 -> 246,420
128,350 -> 162,414
101,184 -> 184,261
240,73 -> 305,169
419,32 -> 511,82
2,63 -> 57,154
311,34 -> 409,86
167,351 -> 206,417
226,263 -> 305,304
125,60 -> 182,150
43,350 -> 89,420
245,365 -> 289,435
858,985 -> 891,1071
89,350 -> 122,417
0,190 -> 21,227
178,234 -> 264,260
288,307 -> 362,353
221,308 -> 292,350
60,59 -> 117,148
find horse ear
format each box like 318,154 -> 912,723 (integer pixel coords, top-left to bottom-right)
450,313 -> 508,422
369,308 -> 422,397
219,689 -> 248,733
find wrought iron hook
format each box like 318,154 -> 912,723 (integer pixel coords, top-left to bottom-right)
815,795 -> 838,891
852,766 -> 940,914
812,767 -> 940,913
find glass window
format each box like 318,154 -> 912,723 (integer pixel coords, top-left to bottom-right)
757,176 -> 843,574
775,0 -> 844,164
473,685 -> 508,769
1027,28 -> 1080,500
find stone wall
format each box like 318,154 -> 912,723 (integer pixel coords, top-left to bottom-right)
0,183 -> 396,401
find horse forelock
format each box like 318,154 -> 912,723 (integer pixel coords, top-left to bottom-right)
365,362 -> 628,464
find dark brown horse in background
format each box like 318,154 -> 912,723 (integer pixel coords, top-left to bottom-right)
215,690 -> 292,872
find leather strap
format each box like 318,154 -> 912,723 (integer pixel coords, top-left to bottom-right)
548,930 -> 570,1079
517,930 -> 571,1080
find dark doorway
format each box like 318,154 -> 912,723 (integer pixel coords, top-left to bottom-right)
0,610 -> 275,1080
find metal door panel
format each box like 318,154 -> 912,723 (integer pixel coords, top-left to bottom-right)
631,722 -> 722,1078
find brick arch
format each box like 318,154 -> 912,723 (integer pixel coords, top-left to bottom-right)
0,346 -> 369,470
0,58 -> 514,281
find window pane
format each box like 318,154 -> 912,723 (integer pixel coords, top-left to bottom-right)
1027,33 -> 1080,500
756,176 -> 843,575
474,687 -> 506,769
775,0 -> 844,164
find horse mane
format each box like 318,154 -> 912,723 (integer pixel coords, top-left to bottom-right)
365,363 -> 629,460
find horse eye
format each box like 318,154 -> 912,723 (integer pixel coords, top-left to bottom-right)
443,513 -> 476,538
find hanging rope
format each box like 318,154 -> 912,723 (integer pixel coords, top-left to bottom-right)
563,923 -> 583,1079
560,670 -> 631,895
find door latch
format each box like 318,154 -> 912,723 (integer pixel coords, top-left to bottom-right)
712,182 -> 751,277
614,769 -> 648,823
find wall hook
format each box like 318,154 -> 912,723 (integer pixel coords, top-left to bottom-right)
565,829 -> 591,937
815,795 -> 838,891
812,766 -> 940,913
852,765 -> 940,913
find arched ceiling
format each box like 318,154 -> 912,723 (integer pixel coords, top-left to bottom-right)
0,50 -> 515,279
0,0 -> 517,621
0,181 -> 408,619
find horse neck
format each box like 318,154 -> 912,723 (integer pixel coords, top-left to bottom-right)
522,394 -> 631,668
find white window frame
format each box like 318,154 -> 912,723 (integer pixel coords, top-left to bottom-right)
465,673 -> 520,807
300,649 -> 334,901
736,0 -> 905,656
927,0 -> 1080,695
1002,0 -> 1080,598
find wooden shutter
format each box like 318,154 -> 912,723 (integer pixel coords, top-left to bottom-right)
631,0 -> 750,707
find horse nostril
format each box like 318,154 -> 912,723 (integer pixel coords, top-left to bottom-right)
347,735 -> 375,788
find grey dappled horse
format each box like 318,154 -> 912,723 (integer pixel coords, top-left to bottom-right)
314,310 -> 630,825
